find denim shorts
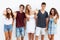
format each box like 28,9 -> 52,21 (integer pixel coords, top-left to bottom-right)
4,24 -> 12,32
16,27 -> 25,37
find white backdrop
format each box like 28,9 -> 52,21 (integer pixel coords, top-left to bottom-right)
0,0 -> 60,40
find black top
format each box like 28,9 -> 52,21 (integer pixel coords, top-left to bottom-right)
37,10 -> 48,28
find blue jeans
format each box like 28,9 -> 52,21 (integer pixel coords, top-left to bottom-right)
16,27 -> 25,37
4,24 -> 12,32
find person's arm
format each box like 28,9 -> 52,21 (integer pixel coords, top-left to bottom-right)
12,11 -> 17,26
24,18 -> 26,30
12,19 -> 14,26
54,18 -> 57,24
54,14 -> 59,24
3,10 -> 6,16
33,11 -> 37,20
46,18 -> 49,30
33,9 -> 39,20
13,11 -> 17,19
46,12 -> 49,30
34,9 -> 38,15
24,13 -> 26,30
25,14 -> 30,21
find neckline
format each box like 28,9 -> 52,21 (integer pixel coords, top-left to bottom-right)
18,11 -> 23,14
29,15 -> 34,16
39,10 -> 45,15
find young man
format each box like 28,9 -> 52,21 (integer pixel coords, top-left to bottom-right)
14,4 -> 26,40
35,2 -> 48,40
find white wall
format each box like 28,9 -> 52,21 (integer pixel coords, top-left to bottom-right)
0,0 -> 60,40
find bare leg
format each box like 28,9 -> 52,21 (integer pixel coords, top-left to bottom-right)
28,33 -> 31,40
4,32 -> 9,40
41,35 -> 44,40
17,37 -> 21,40
31,33 -> 34,40
51,35 -> 54,40
9,31 -> 12,40
35,36 -> 38,40
48,34 -> 51,40
21,36 -> 24,40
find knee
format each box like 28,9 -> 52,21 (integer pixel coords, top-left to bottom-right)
35,36 -> 38,38
51,35 -> 54,38
9,35 -> 12,39
51,36 -> 54,39
35,36 -> 38,40
5,36 -> 9,40
48,35 -> 51,39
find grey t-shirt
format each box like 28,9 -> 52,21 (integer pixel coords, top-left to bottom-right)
36,10 -> 48,28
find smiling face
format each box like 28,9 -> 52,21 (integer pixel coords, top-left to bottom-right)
19,4 -> 24,12
50,8 -> 58,16
41,2 -> 46,10
51,9 -> 55,16
6,8 -> 13,19
6,8 -> 12,14
27,5 -> 31,11
41,5 -> 46,10
19,6 -> 24,12
25,4 -> 32,15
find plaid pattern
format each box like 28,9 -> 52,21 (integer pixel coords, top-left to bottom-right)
48,18 -> 56,34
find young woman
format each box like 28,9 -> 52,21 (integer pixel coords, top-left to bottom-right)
25,4 -> 36,40
48,8 -> 59,40
3,8 -> 14,40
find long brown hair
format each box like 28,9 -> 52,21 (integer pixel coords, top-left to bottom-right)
49,8 -> 59,19
6,8 -> 14,20
25,4 -> 30,15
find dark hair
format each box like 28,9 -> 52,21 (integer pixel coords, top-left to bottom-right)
19,4 -> 24,9
41,2 -> 46,5
49,8 -> 59,18
6,8 -> 14,20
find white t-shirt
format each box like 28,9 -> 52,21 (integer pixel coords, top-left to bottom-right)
3,16 -> 13,25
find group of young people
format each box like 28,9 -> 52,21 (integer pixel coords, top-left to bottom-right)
3,2 -> 59,40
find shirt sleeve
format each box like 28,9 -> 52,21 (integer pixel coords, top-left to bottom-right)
37,10 -> 40,16
46,12 -> 48,18
24,13 -> 26,18
16,11 -> 19,14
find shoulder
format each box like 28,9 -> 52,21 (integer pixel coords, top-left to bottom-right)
37,10 -> 40,12
45,11 -> 48,14
22,12 -> 26,16
23,12 -> 25,14
13,11 -> 18,17
34,9 -> 40,15
38,10 -> 41,14
45,11 -> 48,15
22,12 -> 25,14
32,11 -> 35,13
16,11 -> 19,13
49,15 -> 51,17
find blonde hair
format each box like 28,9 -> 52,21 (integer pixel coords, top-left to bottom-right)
25,4 -> 30,15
